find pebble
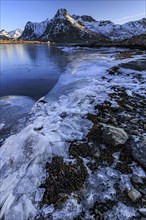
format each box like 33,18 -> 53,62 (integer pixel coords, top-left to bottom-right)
139,189 -> 146,195
131,130 -> 140,136
128,188 -> 142,202
130,119 -> 139,124
125,104 -> 133,111
98,117 -> 109,123
124,115 -> 132,121
131,174 -> 144,184
139,208 -> 146,217
144,124 -> 146,130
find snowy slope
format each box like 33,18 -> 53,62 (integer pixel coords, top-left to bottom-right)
9,29 -> 23,39
74,16 -> 146,41
0,30 -> 12,39
21,19 -> 49,40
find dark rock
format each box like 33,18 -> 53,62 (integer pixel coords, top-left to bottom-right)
131,136 -> 146,169
119,59 -> 146,71
138,208 -> 146,216
101,124 -> 128,146
131,174 -> 144,184
108,66 -> 120,75
118,34 -> 146,49
128,188 -> 142,202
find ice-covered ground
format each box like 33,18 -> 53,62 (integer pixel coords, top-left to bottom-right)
0,47 -> 146,220
0,96 -> 35,144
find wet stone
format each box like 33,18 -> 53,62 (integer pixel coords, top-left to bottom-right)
128,188 -> 142,202
131,130 -> 140,136
131,174 -> 144,184
107,66 -> 121,75
119,60 -> 146,71
131,136 -> 146,169
101,124 -> 129,146
130,119 -> 139,124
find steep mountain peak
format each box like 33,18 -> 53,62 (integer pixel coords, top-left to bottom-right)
0,29 -> 8,34
21,18 -> 49,40
80,15 -> 96,22
0,29 -> 12,39
54,8 -> 68,18
9,29 -> 23,38
0,29 -> 6,32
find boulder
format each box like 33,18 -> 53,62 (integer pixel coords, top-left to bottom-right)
128,188 -> 142,202
101,124 -> 128,146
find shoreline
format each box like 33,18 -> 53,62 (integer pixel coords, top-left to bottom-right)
0,47 -> 146,219
0,39 -> 48,44
1,40 -> 145,50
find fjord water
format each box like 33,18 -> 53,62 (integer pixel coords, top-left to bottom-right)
0,44 -> 67,141
0,44 -> 67,100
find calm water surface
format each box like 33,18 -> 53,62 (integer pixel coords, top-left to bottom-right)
0,44 -> 67,100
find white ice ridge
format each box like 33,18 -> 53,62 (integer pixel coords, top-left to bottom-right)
0,48 -> 145,219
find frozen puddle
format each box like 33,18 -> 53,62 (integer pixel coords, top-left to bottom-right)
0,47 -> 146,219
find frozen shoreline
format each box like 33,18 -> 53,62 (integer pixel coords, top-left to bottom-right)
0,47 -> 146,220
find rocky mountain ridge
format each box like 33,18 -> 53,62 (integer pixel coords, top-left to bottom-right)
20,8 -> 146,44
1,9 -> 146,45
21,9 -> 107,43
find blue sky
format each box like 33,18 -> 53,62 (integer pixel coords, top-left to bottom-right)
1,0 -> 146,31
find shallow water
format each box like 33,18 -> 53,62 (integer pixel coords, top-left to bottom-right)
0,44 -> 67,100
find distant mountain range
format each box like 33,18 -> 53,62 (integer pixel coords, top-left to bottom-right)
1,8 -> 146,46
0,29 -> 22,39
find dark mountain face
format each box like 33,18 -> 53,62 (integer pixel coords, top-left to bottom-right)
39,9 -> 107,43
21,22 -> 36,39
41,18 -> 97,43
119,34 -> 146,48
80,15 -> 96,22
20,8 -> 110,43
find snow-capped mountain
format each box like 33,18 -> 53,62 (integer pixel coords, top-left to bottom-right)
40,8 -> 106,43
8,29 -> 23,38
0,29 -> 23,39
9,8 -> 146,43
0,29 -> 12,39
20,19 -> 49,40
76,16 -> 146,41
21,9 -> 107,43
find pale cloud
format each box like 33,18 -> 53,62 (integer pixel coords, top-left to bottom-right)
115,13 -> 145,23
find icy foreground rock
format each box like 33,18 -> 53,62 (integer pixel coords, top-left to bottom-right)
0,47 -> 146,219
101,124 -> 129,146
